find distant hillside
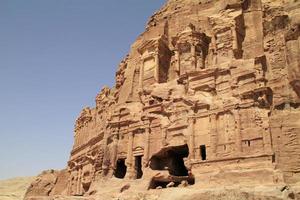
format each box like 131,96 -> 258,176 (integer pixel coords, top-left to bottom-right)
0,177 -> 35,200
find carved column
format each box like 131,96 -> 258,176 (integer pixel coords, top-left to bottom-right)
76,169 -> 79,195
209,113 -> 218,158
111,133 -> 118,170
78,133 -> 81,147
233,110 -> 242,153
79,131 -> 84,146
101,132 -> 109,176
81,129 -> 85,146
139,62 -> 144,90
188,118 -> 195,159
262,112 -> 273,154
79,167 -> 83,195
155,54 -> 160,83
143,123 -> 150,167
263,128 -> 272,154
126,131 -> 134,179
80,131 -> 83,146
76,167 -> 82,195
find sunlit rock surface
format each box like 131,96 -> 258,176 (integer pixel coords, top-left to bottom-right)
25,0 -> 300,199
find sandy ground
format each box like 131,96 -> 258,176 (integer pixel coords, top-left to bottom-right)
0,177 -> 35,200
7,175 -> 300,200
85,177 -> 300,200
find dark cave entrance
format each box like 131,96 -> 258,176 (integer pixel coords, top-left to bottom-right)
82,182 -> 91,193
82,171 -> 91,194
150,144 -> 189,176
135,155 -> 143,179
200,145 -> 206,160
114,159 -> 127,179
148,144 -> 195,189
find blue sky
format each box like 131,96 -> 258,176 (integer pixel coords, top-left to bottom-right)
0,0 -> 165,180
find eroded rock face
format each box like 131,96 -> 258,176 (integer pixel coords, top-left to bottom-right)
24,170 -> 68,199
25,170 -> 58,197
25,0 -> 300,199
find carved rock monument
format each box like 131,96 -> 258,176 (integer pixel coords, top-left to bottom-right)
25,0 -> 300,199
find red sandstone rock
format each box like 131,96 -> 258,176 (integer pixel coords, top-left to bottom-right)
25,170 -> 60,197
24,0 -> 300,199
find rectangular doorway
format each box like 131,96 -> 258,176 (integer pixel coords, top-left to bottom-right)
200,145 -> 206,160
135,155 -> 143,179
114,159 -> 127,179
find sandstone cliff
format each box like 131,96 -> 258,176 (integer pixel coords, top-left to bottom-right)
25,0 -> 300,199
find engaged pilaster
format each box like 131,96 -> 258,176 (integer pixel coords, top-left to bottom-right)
143,120 -> 150,167
233,110 -> 242,154
188,118 -> 195,159
209,113 -> 218,158
125,131 -> 134,179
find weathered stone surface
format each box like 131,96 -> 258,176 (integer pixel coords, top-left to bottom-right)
25,170 -> 68,198
25,0 -> 300,199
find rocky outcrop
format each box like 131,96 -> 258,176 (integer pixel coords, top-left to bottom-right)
25,0 -> 300,199
24,170 -> 68,199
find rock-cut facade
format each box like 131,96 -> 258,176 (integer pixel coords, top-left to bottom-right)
24,0 -> 300,198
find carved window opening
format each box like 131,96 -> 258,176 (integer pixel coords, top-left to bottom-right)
148,144 -> 195,189
114,159 -> 127,179
244,140 -> 251,147
245,140 -> 251,146
196,45 -> 205,69
200,145 -> 206,160
135,155 -> 143,179
82,171 -> 91,193
272,155 -> 276,163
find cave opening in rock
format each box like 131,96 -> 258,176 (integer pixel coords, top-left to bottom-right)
148,144 -> 195,189
114,159 -> 127,179
150,144 -> 189,176
135,155 -> 143,179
